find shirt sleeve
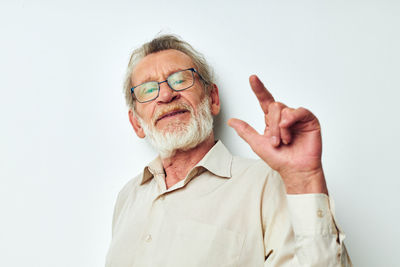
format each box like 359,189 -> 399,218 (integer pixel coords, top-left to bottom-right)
285,194 -> 352,267
262,169 -> 352,267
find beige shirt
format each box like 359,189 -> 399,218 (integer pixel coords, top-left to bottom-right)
106,141 -> 352,267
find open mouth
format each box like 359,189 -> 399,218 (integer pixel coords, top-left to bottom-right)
156,110 -> 189,123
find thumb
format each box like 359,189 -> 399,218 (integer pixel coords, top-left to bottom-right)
228,118 -> 262,150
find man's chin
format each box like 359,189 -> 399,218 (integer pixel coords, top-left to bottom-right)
142,96 -> 213,159
157,139 -> 202,159
155,122 -> 189,135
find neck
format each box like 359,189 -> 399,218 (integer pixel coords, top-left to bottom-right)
161,133 -> 215,189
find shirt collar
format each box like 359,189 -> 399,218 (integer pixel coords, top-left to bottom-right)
196,140 -> 232,178
140,140 -> 233,185
141,155 -> 164,185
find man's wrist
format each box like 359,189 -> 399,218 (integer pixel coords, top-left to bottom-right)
282,169 -> 328,195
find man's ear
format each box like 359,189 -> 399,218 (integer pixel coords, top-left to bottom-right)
128,110 -> 146,138
209,83 -> 220,116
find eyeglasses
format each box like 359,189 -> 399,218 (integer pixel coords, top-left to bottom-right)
131,68 -> 202,103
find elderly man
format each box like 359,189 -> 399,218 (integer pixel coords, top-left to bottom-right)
106,35 -> 352,267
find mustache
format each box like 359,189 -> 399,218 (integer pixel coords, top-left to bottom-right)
152,102 -> 193,125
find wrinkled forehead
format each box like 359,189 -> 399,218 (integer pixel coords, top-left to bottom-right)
131,49 -> 195,85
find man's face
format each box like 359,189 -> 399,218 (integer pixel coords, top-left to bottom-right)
128,49 -> 220,158
131,49 -> 207,133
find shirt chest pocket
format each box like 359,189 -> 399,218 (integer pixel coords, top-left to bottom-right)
165,219 -> 245,267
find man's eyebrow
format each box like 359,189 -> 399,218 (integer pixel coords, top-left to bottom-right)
136,74 -> 158,85
135,67 -> 191,85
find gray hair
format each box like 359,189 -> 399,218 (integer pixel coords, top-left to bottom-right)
123,34 -> 215,110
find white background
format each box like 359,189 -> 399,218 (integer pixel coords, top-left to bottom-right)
1,0 -> 399,266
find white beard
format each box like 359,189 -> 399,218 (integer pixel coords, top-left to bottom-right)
137,97 -> 214,159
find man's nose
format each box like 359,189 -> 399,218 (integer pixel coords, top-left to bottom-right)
157,81 -> 179,103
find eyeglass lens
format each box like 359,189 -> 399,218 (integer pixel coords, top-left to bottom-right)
134,69 -> 195,102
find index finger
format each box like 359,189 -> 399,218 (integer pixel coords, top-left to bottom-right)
249,75 -> 275,114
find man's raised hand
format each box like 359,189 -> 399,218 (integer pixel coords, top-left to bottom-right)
228,75 -> 328,195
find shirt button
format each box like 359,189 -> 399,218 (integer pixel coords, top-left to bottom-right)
317,209 -> 324,218
145,234 -> 152,242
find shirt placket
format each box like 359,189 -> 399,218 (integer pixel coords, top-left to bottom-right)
139,173 -> 168,266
